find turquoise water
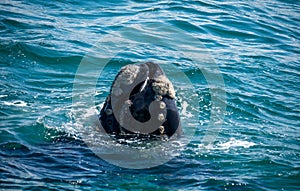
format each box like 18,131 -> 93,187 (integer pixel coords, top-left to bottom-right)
1,0 -> 299,190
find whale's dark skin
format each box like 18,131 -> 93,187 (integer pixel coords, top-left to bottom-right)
99,62 -> 181,138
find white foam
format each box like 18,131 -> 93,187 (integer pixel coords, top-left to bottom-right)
40,105 -> 51,109
3,100 -> 27,107
196,138 -> 256,152
216,138 -> 256,150
180,101 -> 194,118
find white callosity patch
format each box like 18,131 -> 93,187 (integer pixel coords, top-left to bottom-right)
152,75 -> 175,99
158,113 -> 165,122
155,95 -> 162,101
119,64 -> 140,85
112,65 -> 140,96
112,87 -> 123,96
158,126 -> 164,134
159,101 -> 166,109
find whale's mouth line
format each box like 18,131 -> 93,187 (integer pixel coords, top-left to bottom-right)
98,62 -> 181,138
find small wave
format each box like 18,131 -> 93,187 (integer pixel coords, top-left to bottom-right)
216,138 -> 256,150
196,138 -> 256,151
3,100 -> 27,107
0,142 -> 31,155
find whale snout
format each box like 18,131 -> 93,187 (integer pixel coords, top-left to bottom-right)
99,62 -> 181,138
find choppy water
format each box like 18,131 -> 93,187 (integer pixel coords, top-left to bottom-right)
1,0 -> 299,190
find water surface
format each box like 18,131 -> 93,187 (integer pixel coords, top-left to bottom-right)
0,0 -> 299,190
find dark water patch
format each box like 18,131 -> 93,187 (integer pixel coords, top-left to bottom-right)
0,142 -> 31,156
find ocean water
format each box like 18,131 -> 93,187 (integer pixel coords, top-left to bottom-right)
0,0 -> 299,190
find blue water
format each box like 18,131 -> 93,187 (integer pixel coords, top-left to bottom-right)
1,0 -> 299,190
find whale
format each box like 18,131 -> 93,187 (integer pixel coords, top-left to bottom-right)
99,62 -> 181,138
